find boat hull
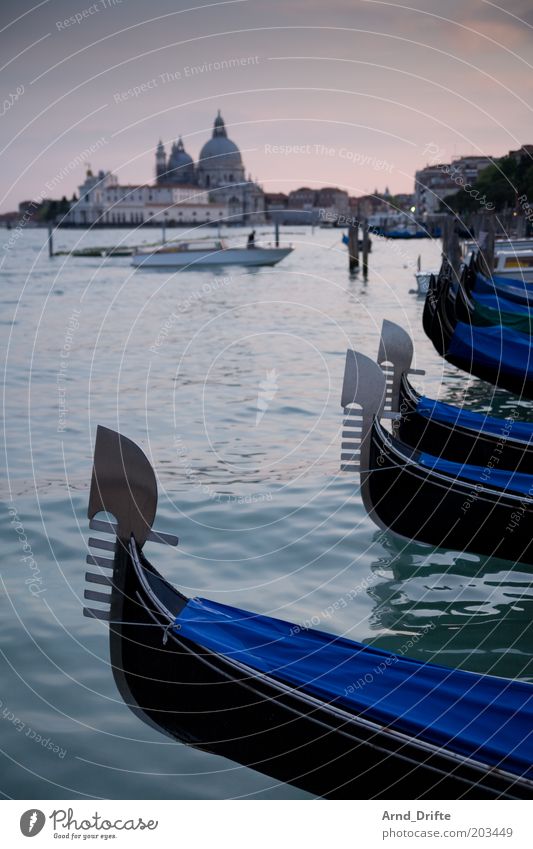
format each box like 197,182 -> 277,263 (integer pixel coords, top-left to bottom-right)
106,540 -> 531,799
493,268 -> 533,283
425,267 -> 533,398
131,247 -> 292,268
365,422 -> 533,565
397,374 -> 533,474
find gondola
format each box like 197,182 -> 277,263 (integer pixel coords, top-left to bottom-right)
341,350 -> 533,565
467,254 -> 533,308
424,262 -> 533,399
455,271 -> 533,335
421,258 -> 450,341
378,319 -> 533,473
84,426 -> 533,799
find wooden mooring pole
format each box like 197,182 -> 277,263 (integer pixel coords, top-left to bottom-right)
348,221 -> 359,274
442,216 -> 461,280
477,214 -> 495,278
48,221 -> 54,258
362,219 -> 370,279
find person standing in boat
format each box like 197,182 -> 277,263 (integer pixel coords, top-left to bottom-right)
247,229 -> 256,248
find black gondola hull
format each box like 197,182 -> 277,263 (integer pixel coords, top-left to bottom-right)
107,543 -> 531,799
426,270 -> 533,399
396,375 -> 533,474
366,424 -> 533,565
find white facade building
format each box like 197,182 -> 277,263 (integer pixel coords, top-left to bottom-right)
67,169 -> 227,226
415,155 -> 493,217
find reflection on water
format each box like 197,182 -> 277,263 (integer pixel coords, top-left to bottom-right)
440,372 -> 533,419
367,532 -> 533,680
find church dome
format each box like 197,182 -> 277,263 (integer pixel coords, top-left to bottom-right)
167,137 -> 195,183
198,111 -> 243,169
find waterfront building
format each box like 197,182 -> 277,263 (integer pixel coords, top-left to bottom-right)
414,165 -> 458,216
67,168 -> 226,226
264,192 -> 288,216
270,186 -> 350,224
415,155 -> 493,217
315,187 -> 350,217
351,193 -> 393,219
66,111 -> 264,226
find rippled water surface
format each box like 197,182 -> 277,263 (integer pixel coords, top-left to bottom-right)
2,226 -> 533,799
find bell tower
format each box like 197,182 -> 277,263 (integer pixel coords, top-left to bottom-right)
155,140 -> 167,184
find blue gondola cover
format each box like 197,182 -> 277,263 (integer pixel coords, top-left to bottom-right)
472,291 -> 532,317
448,321 -> 533,380
175,598 -> 533,780
474,271 -> 533,305
416,396 -> 533,444
418,451 -> 533,496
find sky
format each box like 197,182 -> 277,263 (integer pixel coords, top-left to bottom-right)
1,0 -> 532,211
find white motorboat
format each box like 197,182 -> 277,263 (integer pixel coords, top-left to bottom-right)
492,247 -> 533,282
464,238 -> 533,282
131,239 -> 293,269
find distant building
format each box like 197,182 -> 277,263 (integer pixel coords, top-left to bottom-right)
18,199 -> 46,217
315,187 -> 350,217
391,193 -> 415,212
450,155 -> 493,184
264,193 -> 288,220
156,137 -> 195,185
264,192 -> 288,208
155,111 -> 265,224
0,210 -> 21,227
414,165 -> 458,216
271,186 -> 350,224
287,187 -> 316,211
351,193 -> 392,219
66,111 -> 265,226
66,168 -> 226,226
415,155 -> 493,216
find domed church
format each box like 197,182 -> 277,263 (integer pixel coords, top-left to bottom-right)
196,110 -> 244,188
155,111 -> 265,223
156,137 -> 195,185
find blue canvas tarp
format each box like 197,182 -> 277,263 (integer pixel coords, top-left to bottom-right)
473,291 -> 531,317
473,271 -> 533,306
175,597 -> 533,780
416,396 -> 533,445
418,451 -> 533,496
448,321 -> 533,381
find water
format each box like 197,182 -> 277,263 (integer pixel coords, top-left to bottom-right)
2,226 -> 533,799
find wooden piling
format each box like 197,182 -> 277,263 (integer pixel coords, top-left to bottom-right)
48,222 -> 54,258
441,216 -> 450,263
450,223 -> 461,282
515,208 -> 527,239
275,219 -> 279,248
348,221 -> 359,273
477,215 -> 495,278
362,219 -> 370,279
441,216 -> 460,279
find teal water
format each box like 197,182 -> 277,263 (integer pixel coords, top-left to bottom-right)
2,226 -> 533,799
